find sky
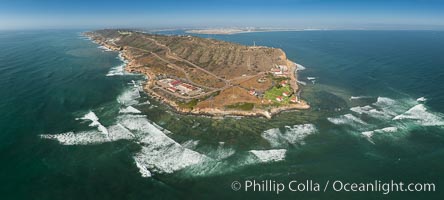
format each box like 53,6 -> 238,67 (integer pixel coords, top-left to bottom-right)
1,0 -> 444,30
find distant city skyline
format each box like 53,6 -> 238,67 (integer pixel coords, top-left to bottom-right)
1,0 -> 444,30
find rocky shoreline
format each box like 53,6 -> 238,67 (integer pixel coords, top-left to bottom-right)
145,86 -> 309,119
84,32 -> 310,119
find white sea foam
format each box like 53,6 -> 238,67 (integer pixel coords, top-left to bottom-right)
379,127 -> 398,132
117,115 -> 210,174
106,53 -> 131,76
350,97 -> 405,120
106,63 -> 126,76
107,124 -> 135,141
117,52 -> 127,63
138,100 -> 151,105
134,159 -> 152,178
180,148 -> 288,177
350,105 -> 374,114
327,114 -> 367,127
205,143 -> 236,160
297,80 -> 307,86
261,124 -> 317,147
78,36 -> 91,41
373,96 -> 396,106
296,63 -> 306,71
78,110 -> 98,121
98,45 -> 112,52
119,106 -> 142,114
134,145 -> 210,174
78,111 -> 108,135
361,127 -> 398,137
372,97 -> 403,116
40,123 -> 135,145
307,77 -> 316,80
117,115 -> 155,134
350,105 -> 393,119
350,96 -> 372,100
361,127 -> 399,144
348,97 -> 444,142
361,131 -> 374,139
417,97 -> 427,102
40,131 -> 107,145
249,149 -> 287,163
393,104 -> 444,126
117,88 -> 141,106
215,147 -> 236,160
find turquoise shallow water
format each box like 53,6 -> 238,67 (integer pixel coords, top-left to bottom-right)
1,30 -> 444,200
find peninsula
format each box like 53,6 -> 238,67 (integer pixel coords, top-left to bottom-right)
185,28 -> 302,35
85,29 -> 309,118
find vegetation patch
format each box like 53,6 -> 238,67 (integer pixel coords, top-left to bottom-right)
264,85 -> 293,104
271,76 -> 289,82
177,99 -> 198,109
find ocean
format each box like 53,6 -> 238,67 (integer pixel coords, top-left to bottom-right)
1,30 -> 443,199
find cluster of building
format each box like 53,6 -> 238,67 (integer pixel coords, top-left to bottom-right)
249,87 -> 299,104
247,64 -> 302,104
157,78 -> 202,96
280,80 -> 288,87
270,64 -> 289,77
248,89 -> 264,98
118,31 -> 132,35
275,95 -> 299,103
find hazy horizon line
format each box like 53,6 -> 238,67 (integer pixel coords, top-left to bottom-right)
2,25 -> 444,32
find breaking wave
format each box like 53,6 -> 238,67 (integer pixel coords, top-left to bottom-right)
98,45 -> 112,52
77,111 -> 109,135
416,97 -> 427,102
327,114 -> 368,130
41,112 -> 302,178
138,100 -> 151,105
40,124 -> 134,145
119,106 -> 141,114
117,87 -> 141,106
350,97 -> 410,120
106,53 -> 130,76
40,131 -> 107,145
106,63 -> 126,76
393,104 -> 444,126
349,96 -> 444,127
122,115 -> 211,174
135,160 -> 152,178
361,127 -> 399,144
249,149 -> 287,163
261,124 -> 317,148
295,63 -> 306,71
350,96 -> 372,100
331,96 -> 444,144
203,142 -> 236,160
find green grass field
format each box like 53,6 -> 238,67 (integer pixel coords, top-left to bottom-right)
264,85 -> 293,104
177,99 -> 198,109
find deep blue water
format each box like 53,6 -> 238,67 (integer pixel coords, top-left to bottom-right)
1,30 -> 444,200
